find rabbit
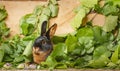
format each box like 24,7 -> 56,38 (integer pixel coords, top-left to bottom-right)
32,21 -> 57,64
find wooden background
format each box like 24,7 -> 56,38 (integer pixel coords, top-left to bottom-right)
0,0 -> 118,71
0,0 -> 105,37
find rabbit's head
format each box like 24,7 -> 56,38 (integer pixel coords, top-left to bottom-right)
32,21 -> 57,64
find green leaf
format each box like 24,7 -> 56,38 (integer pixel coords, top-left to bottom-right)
74,58 -> 86,68
102,15 -> 118,32
38,13 -> 49,34
116,28 -> 120,41
13,55 -> 24,63
0,49 -> 4,62
51,43 -> 67,57
3,56 -> 13,62
49,0 -> 58,5
20,14 -> 38,35
20,23 -> 29,36
23,41 -> 33,57
93,26 -> 114,44
22,34 -> 37,41
65,34 -> 77,53
107,62 -> 117,69
0,43 -> 13,54
71,8 -> 86,30
52,36 -> 66,44
41,43 -> 67,69
49,4 -> 59,17
111,45 -> 120,63
78,37 -> 94,54
102,3 -> 119,16
106,0 -> 120,6
39,13 -> 49,25
93,45 -> 111,60
0,21 -> 10,38
79,0 -> 98,8
88,55 -> 110,68
0,4 -> 8,21
33,5 -> 43,16
76,27 -> 94,38
41,56 -> 57,69
42,7 -> 51,17
71,46 -> 84,56
55,63 -> 67,69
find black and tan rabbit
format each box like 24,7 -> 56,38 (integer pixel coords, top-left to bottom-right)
32,21 -> 57,64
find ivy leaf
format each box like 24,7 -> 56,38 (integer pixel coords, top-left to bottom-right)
49,4 -> 59,17
0,4 -> 8,21
51,43 -> 67,57
23,41 -> 33,57
102,15 -> 118,32
71,8 -> 86,30
42,7 -> 51,17
102,3 -> 119,16
49,0 -> 58,5
88,55 -> 110,68
76,27 -> 94,38
41,56 -> 57,69
33,5 -> 43,16
13,55 -> 24,63
0,49 -> 4,62
93,45 -> 111,60
111,45 -> 120,63
106,0 -> 120,6
79,0 -> 98,8
65,34 -> 77,53
20,14 -> 38,36
41,43 -> 67,69
78,37 -> 94,54
71,0 -> 98,30
0,43 -> 13,54
93,26 -> 114,44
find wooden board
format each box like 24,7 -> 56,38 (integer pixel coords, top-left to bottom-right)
0,1 -> 117,71
0,1 -> 47,36
0,0 -> 80,36
0,0 -> 105,37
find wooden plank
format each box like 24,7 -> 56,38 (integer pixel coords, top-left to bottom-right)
0,0 -> 105,37
0,69 -> 119,71
0,0 -> 47,1
0,0 -> 80,36
0,1 -> 46,36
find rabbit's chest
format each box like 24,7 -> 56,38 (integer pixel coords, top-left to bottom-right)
32,47 -> 52,64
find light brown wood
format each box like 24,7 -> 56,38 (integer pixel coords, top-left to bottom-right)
0,0 -> 105,37
0,0 -> 80,36
0,1 -> 46,36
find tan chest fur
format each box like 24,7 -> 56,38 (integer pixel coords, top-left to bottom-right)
32,47 -> 52,64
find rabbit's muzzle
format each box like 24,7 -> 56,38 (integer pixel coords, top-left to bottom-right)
32,47 -> 52,64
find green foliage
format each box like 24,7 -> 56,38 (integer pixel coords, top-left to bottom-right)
111,45 -> 120,63
0,4 -> 8,21
0,49 -> 4,62
41,43 -> 67,69
92,26 -> 114,44
20,0 -> 59,36
20,14 -> 38,36
71,8 -> 86,30
88,55 -> 110,68
1,0 -> 120,69
102,15 -> 118,32
79,0 -> 98,8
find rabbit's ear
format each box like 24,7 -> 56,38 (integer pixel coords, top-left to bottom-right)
41,21 -> 47,36
46,24 -> 57,39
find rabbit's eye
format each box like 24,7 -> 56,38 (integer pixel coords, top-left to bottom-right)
42,40 -> 46,44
